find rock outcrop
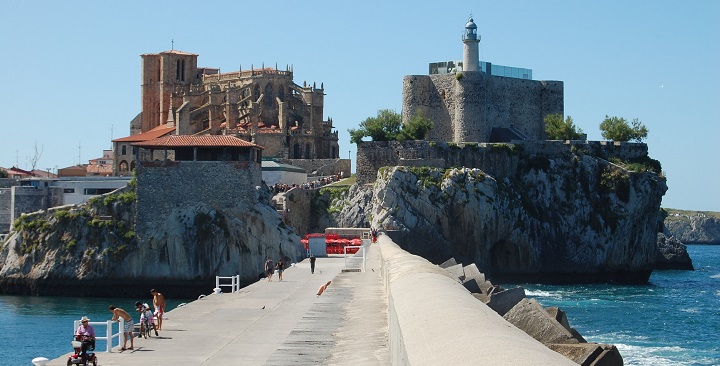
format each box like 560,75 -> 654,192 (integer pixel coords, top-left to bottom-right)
663,209 -> 720,244
0,185 -> 304,297
330,148 -> 666,283
655,233 -> 694,270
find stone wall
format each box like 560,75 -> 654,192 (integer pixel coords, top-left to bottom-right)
402,72 -> 564,143
136,160 -> 261,233
9,186 -> 63,226
356,140 -> 651,185
278,158 -> 351,178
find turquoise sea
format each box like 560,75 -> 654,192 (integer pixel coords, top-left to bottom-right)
1,245 -> 718,365
0,294 -> 189,364
524,244 -> 720,366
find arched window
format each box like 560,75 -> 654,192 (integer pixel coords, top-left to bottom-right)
176,59 -> 185,81
130,161 -> 136,171
304,143 -> 311,159
331,146 -> 336,158
265,84 -> 273,106
254,85 -> 261,102
121,145 -> 127,155
119,161 -> 129,172
278,87 -> 284,102
293,143 -> 300,159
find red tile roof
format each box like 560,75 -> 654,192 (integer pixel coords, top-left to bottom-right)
113,125 -> 176,143
133,135 -> 264,149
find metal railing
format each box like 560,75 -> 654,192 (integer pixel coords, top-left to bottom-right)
215,275 -> 240,293
72,319 -> 125,352
343,242 -> 367,272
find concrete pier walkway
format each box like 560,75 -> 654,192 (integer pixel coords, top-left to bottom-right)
47,244 -> 389,365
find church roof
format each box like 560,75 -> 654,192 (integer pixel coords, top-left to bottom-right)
113,125 -> 176,143
141,50 -> 198,56
132,135 -> 264,149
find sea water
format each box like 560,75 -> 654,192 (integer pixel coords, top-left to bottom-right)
2,246 -> 718,365
0,294 -> 188,364
524,244 -> 720,366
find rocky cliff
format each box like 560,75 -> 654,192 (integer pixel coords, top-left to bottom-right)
663,209 -> 720,244
0,185 -> 304,297
327,149 -> 667,283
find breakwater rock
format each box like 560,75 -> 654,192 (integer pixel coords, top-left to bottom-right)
329,153 -> 666,283
663,209 -> 720,244
440,258 -> 623,365
0,186 -> 304,297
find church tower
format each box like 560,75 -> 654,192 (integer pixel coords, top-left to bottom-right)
462,17 -> 480,72
140,50 -> 199,133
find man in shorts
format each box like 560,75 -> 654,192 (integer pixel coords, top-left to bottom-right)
151,289 -> 166,331
109,305 -> 134,350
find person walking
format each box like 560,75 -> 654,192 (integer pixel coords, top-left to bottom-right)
309,254 -> 316,274
276,259 -> 285,281
264,256 -> 274,281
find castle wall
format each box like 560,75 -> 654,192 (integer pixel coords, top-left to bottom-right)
277,158 -> 351,178
402,72 -> 563,143
0,186 -> 13,233
9,186 -> 64,228
356,140 -> 650,185
136,161 -> 260,233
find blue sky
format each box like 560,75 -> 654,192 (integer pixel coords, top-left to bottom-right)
1,1 -> 718,211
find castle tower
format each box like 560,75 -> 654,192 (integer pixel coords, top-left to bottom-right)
462,17 -> 480,72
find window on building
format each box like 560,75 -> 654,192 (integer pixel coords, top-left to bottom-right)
304,143 -> 311,159
121,145 -> 127,155
293,143 -> 300,159
63,188 -> 75,193
265,84 -> 273,106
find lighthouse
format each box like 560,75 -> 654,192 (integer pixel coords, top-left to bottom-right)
462,17 -> 480,72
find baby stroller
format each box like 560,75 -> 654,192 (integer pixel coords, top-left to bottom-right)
67,336 -> 97,366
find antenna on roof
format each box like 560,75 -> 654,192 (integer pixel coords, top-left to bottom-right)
110,124 -> 114,150
171,39 -> 174,50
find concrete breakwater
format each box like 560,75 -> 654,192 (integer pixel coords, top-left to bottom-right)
45,236 -> 620,365
378,236 -> 622,365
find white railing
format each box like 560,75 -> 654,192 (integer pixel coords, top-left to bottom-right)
216,275 -> 240,293
343,243 -> 367,272
72,319 -> 125,352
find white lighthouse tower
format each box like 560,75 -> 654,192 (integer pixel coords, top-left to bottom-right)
462,17 -> 480,72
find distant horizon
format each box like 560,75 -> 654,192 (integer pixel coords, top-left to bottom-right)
1,1 -> 718,212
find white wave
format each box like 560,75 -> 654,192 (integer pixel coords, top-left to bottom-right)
710,273 -> 720,279
680,307 -> 700,314
524,289 -> 555,297
615,343 -> 691,366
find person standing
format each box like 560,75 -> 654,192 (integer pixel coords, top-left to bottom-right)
264,256 -> 274,282
109,305 -> 134,350
309,254 -> 316,274
276,259 -> 285,281
151,289 -> 166,331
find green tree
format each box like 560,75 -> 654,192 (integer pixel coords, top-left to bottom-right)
349,109 -> 434,143
397,110 -> 433,141
544,114 -> 584,140
349,109 -> 402,144
0,169 -> 7,178
599,115 -> 648,142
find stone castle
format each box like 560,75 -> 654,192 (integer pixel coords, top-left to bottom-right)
113,50 -> 340,175
402,18 -> 564,144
